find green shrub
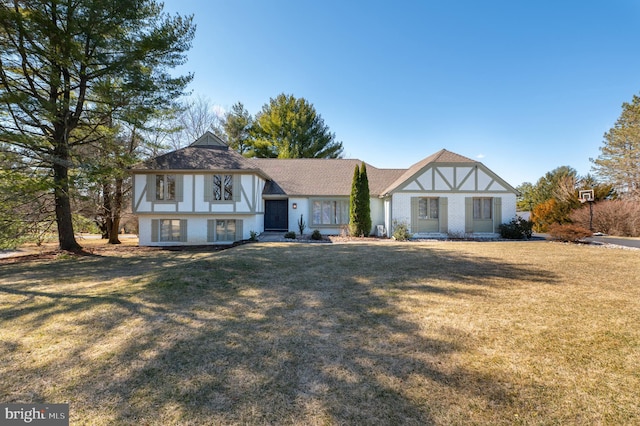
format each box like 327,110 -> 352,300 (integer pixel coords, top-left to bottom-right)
311,229 -> 322,240
499,216 -> 534,240
284,231 -> 297,239
548,224 -> 592,242
249,230 -> 259,241
392,220 -> 412,241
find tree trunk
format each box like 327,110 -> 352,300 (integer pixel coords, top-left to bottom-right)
107,177 -> 123,244
102,182 -> 113,240
53,161 -> 81,251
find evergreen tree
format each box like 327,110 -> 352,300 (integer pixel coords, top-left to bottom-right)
591,94 -> 640,199
359,163 -> 372,236
516,182 -> 536,211
223,102 -> 253,155
349,163 -> 372,236
349,164 -> 361,236
0,0 -> 195,250
250,94 -> 343,158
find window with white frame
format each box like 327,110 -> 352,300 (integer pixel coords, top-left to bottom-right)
311,199 -> 349,226
473,197 -> 493,220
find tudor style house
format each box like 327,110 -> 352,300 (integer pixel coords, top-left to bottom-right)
131,132 -> 518,245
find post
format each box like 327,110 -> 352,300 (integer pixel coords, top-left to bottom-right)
579,190 -> 595,232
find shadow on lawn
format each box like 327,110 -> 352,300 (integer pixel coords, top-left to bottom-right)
0,243 -> 559,424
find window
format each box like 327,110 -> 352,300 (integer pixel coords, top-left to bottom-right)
418,198 -> 439,219
473,198 -> 492,220
160,219 -> 181,241
216,219 -> 236,241
312,200 -> 349,226
155,174 -> 176,201
151,219 -> 186,242
213,174 -> 233,201
207,219 -> 241,242
206,174 -> 234,202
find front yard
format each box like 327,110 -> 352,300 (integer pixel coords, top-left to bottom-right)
1,241 -> 639,425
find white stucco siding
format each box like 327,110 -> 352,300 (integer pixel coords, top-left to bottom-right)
477,170 -> 493,190
416,171 -> 433,190
178,175 -> 194,212
193,175 -> 208,211
434,173 -> 449,190
242,215 -> 262,238
501,193 -> 517,222
239,175 -> 264,213
213,204 -> 235,213
446,194 -> 468,234
370,198 -> 385,235
391,193 -> 413,231
384,198 -> 391,237
138,217 -> 152,246
133,172 -> 262,214
133,174 -> 152,212
257,179 -> 266,211
404,181 -> 421,191
153,204 -> 177,213
436,167 -> 454,189
289,198 -> 309,233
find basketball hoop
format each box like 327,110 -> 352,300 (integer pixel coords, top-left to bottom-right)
579,190 -> 594,204
578,190 -> 595,231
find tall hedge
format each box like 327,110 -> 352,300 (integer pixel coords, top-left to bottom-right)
349,163 -> 371,236
359,163 -> 371,236
349,164 -> 360,236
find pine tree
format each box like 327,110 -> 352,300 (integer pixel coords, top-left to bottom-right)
223,102 -> 253,155
0,0 -> 195,250
251,94 -> 344,158
592,94 -> 640,199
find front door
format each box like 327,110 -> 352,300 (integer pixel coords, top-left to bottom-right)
265,200 -> 288,231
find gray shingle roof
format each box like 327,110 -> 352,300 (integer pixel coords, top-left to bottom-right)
131,137 -> 501,197
380,149 -> 477,195
131,145 -> 263,173
249,158 -> 405,197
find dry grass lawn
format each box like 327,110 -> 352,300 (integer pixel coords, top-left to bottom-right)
1,240 -> 639,425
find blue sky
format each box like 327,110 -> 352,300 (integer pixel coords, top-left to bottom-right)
161,0 -> 640,187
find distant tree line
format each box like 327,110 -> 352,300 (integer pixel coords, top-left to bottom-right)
517,93 -> 640,236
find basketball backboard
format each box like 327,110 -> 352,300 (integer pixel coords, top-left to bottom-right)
579,189 -> 594,203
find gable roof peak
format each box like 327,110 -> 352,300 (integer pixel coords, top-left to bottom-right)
428,148 -> 476,164
379,148 -> 479,195
190,131 -> 228,149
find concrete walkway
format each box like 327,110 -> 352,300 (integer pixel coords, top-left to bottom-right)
258,232 -> 290,242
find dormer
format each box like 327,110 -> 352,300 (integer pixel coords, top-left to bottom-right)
190,131 -> 229,149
